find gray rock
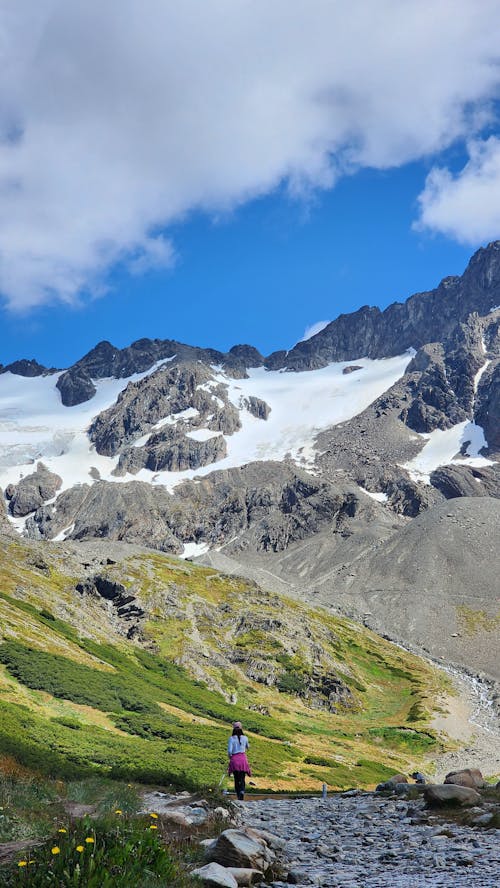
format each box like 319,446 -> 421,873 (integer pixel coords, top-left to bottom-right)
191,862 -> 238,887
8,463 -> 62,517
240,396 -> 271,420
475,359 -> 500,454
444,768 -> 486,789
206,829 -> 276,871
56,366 -> 97,406
266,241 -> 500,370
424,784 -> 482,807
226,868 -> 265,886
89,362 -> 240,457
1,358 -> 51,377
115,428 -> 227,475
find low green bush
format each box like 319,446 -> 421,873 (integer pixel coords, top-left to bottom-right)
1,814 -> 197,887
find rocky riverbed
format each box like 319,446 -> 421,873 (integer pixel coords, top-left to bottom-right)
241,793 -> 500,888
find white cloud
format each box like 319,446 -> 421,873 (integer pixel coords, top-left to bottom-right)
0,0 -> 500,310
416,137 -> 500,243
300,320 -> 331,342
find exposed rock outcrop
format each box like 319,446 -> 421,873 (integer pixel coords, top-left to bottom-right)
115,428 -> 227,475
0,358 -> 51,377
56,366 -> 97,406
475,360 -> 500,454
6,463 -> 62,517
89,362 -> 240,457
266,241 -> 500,370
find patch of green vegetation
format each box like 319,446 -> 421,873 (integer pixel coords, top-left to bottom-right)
456,605 -> 500,635
0,642 -> 156,714
303,757 -> 395,789
366,726 -> 436,753
0,538 -> 450,791
304,754 -> 334,767
1,813 -> 197,887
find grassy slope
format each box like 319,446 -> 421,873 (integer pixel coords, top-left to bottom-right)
0,537 -> 450,791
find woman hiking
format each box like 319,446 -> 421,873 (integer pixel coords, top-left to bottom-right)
227,721 -> 251,800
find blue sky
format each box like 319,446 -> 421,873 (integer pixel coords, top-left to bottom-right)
1,159 -> 475,367
1,2 -> 499,369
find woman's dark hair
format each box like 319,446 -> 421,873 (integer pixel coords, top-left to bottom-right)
232,727 -> 243,738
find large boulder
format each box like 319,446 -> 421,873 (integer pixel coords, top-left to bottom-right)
191,862 -> 238,887
444,768 -> 486,789
206,829 -> 275,872
376,773 -> 408,791
424,784 -> 481,807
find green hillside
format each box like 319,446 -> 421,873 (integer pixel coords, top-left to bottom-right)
0,536 -> 450,791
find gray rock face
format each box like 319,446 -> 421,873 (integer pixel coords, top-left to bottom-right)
75,574 -> 145,637
0,358 -> 51,377
430,464 -> 500,499
56,367 -> 97,406
58,337 -> 261,397
475,359 -> 500,454
267,240 -> 500,370
226,497 -> 500,681
89,362 -> 240,457
115,428 -> 227,474
240,395 -> 271,420
7,463 -> 62,517
25,484 -> 90,539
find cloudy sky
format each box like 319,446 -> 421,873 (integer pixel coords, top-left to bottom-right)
1,0 -> 500,366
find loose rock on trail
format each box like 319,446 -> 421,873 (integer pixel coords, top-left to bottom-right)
241,793 -> 500,887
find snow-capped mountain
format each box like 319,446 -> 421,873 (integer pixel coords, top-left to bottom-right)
1,242 -> 499,681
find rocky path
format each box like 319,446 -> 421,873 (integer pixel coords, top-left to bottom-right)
241,794 -> 500,888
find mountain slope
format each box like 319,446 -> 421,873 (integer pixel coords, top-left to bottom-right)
0,243 -> 499,695
0,532 -> 448,790
204,497 -> 500,681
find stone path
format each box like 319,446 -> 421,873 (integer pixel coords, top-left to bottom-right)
241,794 -> 500,887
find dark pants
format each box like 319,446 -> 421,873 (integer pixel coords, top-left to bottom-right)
233,770 -> 246,800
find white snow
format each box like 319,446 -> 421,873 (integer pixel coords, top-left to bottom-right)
0,361 -> 170,493
185,429 -> 221,442
474,359 -> 491,392
0,352 -> 414,503
489,304 -> 500,313
180,541 -> 210,559
402,420 -> 494,484
298,320 -> 331,342
358,485 -> 389,503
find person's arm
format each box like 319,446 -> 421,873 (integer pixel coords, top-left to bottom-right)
227,737 -> 233,757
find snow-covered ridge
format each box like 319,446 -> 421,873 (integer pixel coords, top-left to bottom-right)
0,353 -> 413,502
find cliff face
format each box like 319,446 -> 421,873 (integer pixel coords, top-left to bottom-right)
268,242 -> 500,369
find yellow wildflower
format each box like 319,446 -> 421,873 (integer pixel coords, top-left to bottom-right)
114,809 -> 123,815
85,837 -> 95,844
149,824 -> 158,830
76,845 -> 84,853
18,861 -> 27,867
58,828 -> 67,834
51,847 -> 60,855
149,812 -> 158,819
